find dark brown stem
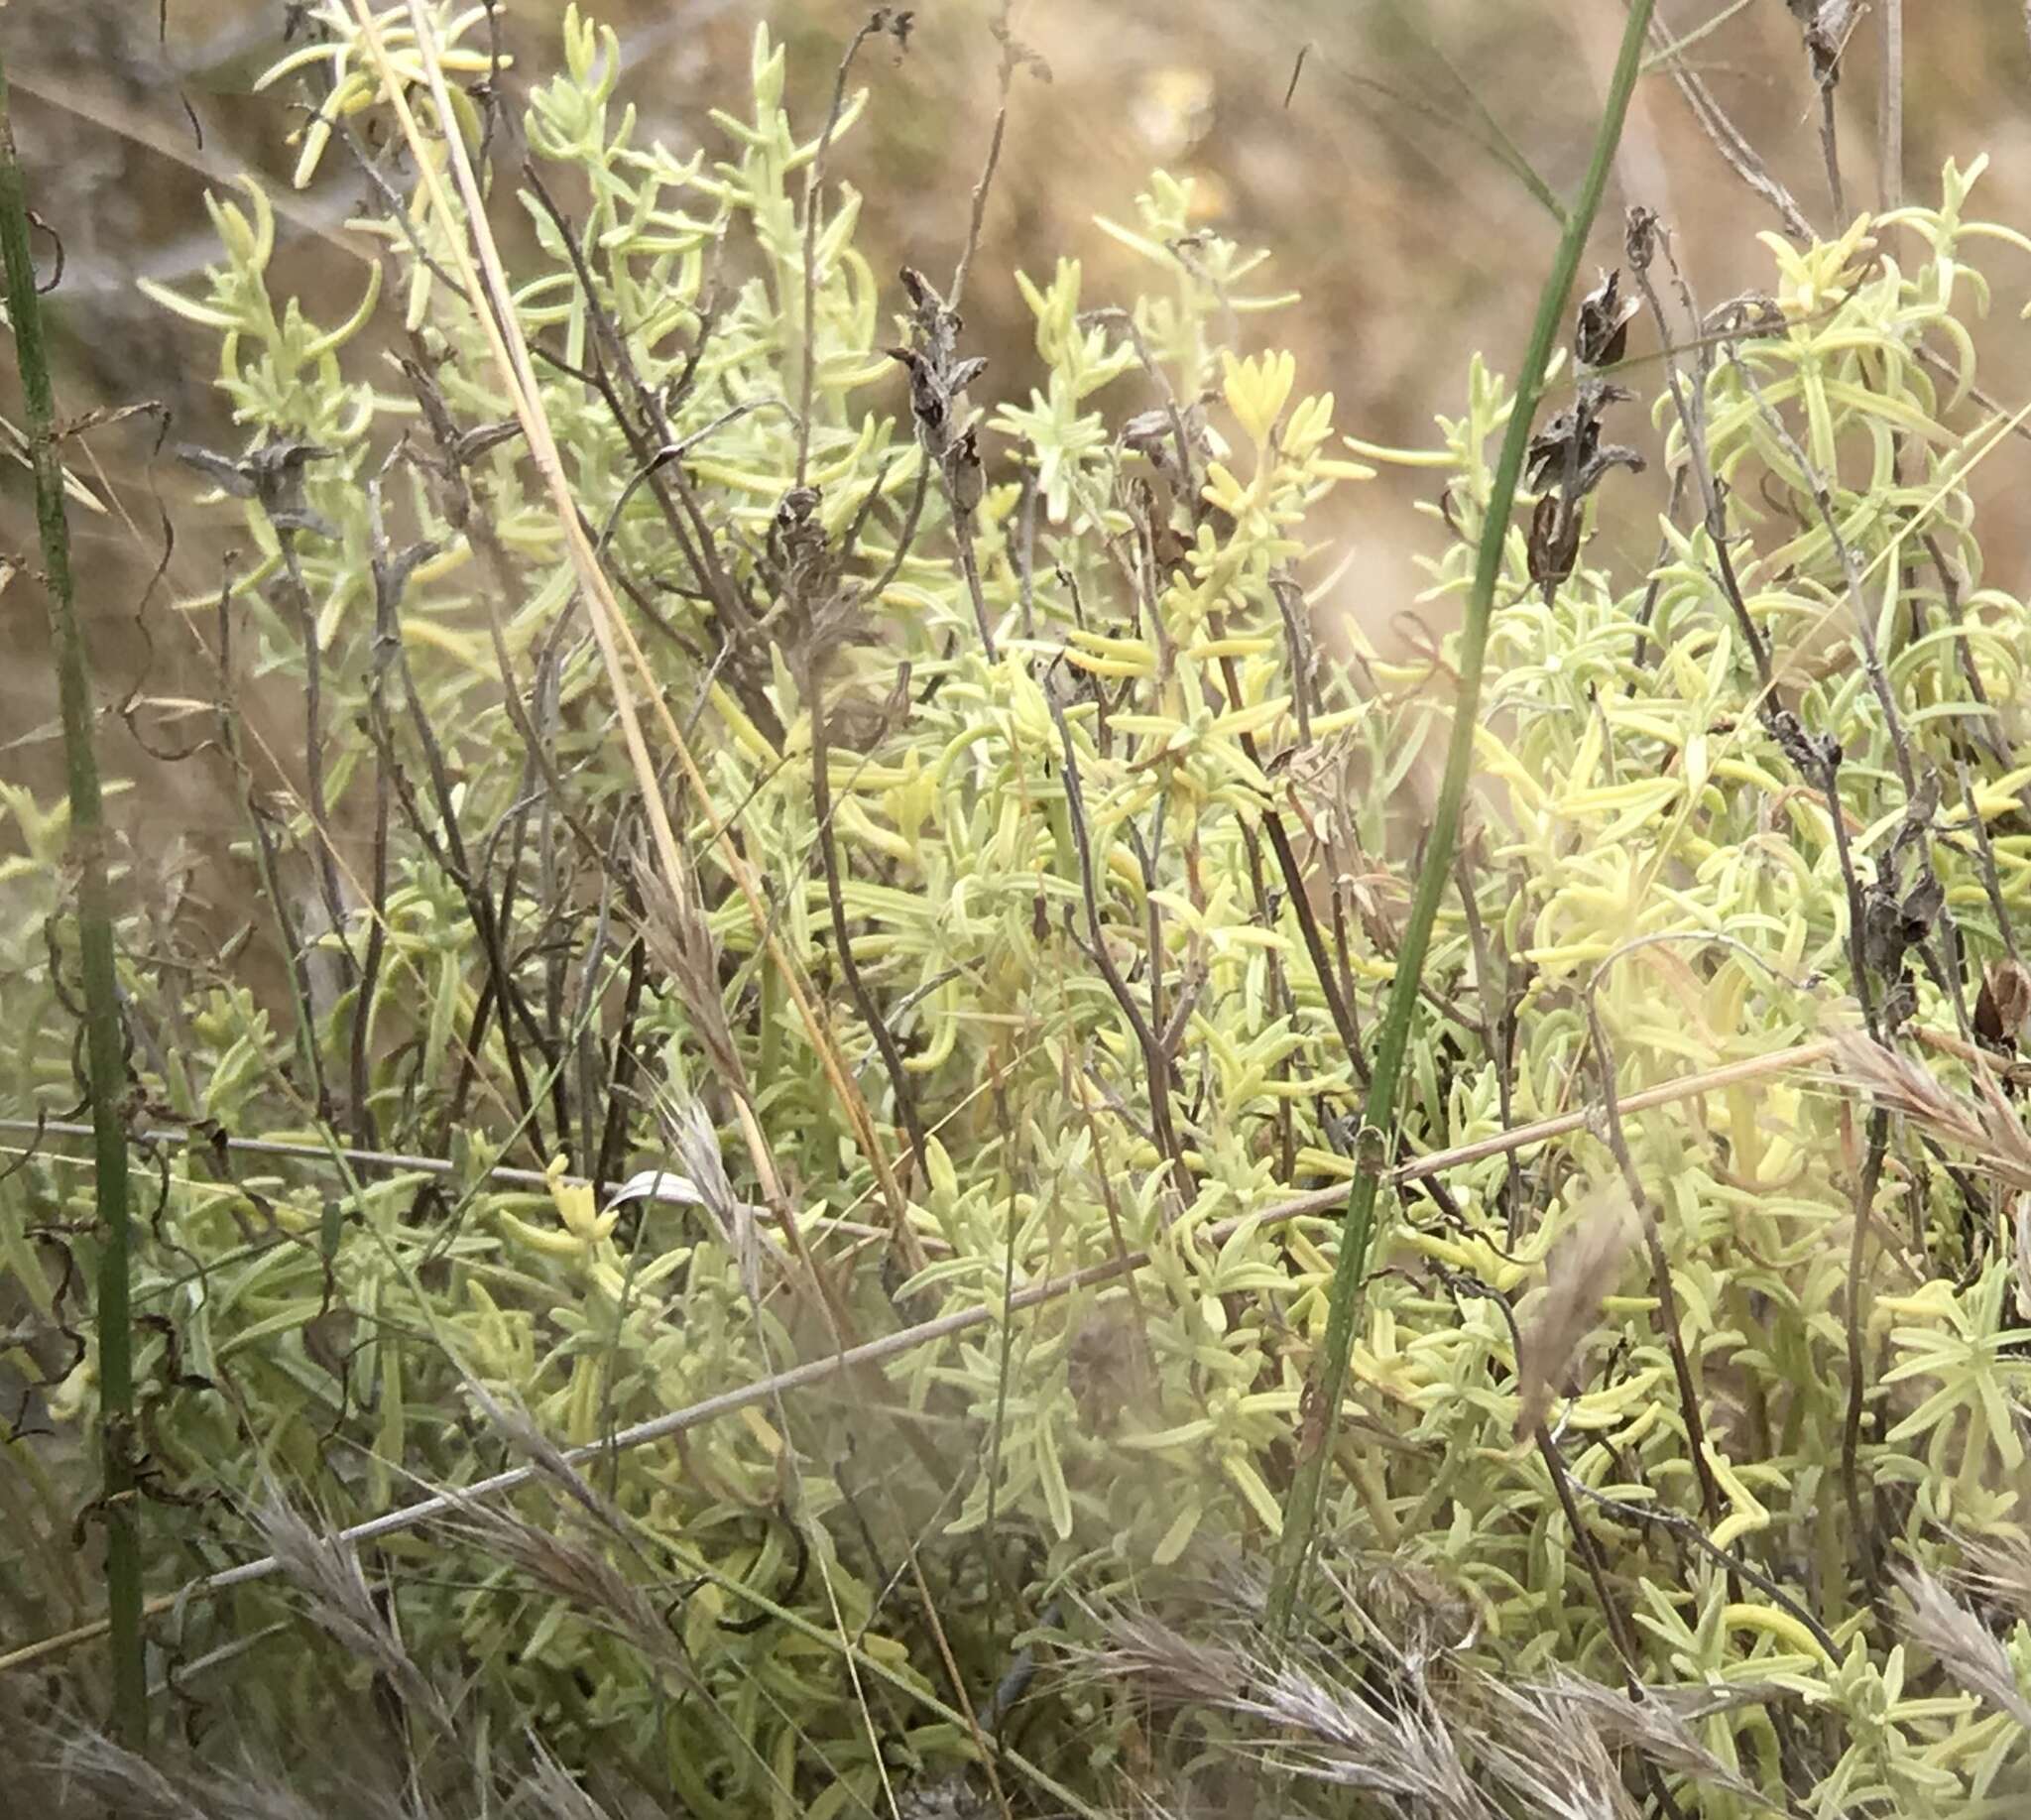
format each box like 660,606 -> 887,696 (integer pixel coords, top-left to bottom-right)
947,475 -> 998,660
594,933 -> 649,1193
1732,351 -> 1917,800
1815,85 -> 1845,224
1456,843 -> 1519,1242
1212,642 -> 1369,1082
272,522 -> 357,1011
1957,760 -> 2019,967
1049,698 -> 1196,1210
1570,1476 -> 1838,1659
809,658 -> 932,1188
378,636 -> 547,1156
796,16 -> 888,489
350,571 -> 396,1152
949,2 -> 1018,313
1627,462 -> 1689,680
213,576 -> 333,1121
1446,1276 -> 1652,1698
1583,992 -> 1727,1535
1535,1419 -> 1648,1687
1624,218 -> 1775,689
1818,745 -> 1880,1043
1842,1107 -> 1889,1605
521,169 -> 759,649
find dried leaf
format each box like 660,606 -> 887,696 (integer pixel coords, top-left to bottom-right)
1514,1184 -> 1639,1437
1975,958 -> 2031,1048
1575,267 -> 1639,368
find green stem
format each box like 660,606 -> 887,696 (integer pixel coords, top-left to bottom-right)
0,53 -> 146,1743
1265,0 -> 1657,1637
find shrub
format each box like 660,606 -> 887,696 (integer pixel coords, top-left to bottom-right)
7,4 -> 2031,1813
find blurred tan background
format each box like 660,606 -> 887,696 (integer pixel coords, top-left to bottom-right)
6,0 -> 2031,827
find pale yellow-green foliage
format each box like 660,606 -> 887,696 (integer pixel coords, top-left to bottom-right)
8,4 -> 2031,1812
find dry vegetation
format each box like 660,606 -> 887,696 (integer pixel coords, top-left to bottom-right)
11,3 -> 2031,1816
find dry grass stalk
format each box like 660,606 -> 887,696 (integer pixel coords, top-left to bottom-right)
429,1492 -> 697,1693
1096,1614 -> 1488,1816
27,1709 -> 633,1820
661,1094 -> 765,1306
632,848 -> 746,1097
34,1719 -> 405,1820
1893,1564 -> 2031,1730
1466,1684 -> 1641,1820
1090,1607 -> 1772,1817
1830,1027 -> 2031,1326
249,1494 -> 455,1734
0,1037 -> 1874,1685
518,1740 -> 618,1820
1644,7 -> 1813,240
1960,1531 -> 2031,1622
42,1727 -> 201,1820
1517,1669 -> 1777,1806
1825,1028 -> 2031,1189
458,1373 -> 627,1534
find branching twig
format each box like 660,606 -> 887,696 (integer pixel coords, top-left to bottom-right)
270,517 -> 357,1029
1732,351 -> 1917,799
1210,638 -> 1368,1081
1572,1478 -> 1839,1659
1447,1274 -> 1646,1686
11,1022 -> 1926,1690
1623,209 -> 1775,688
949,0 -> 1022,314
1647,6 -> 1814,240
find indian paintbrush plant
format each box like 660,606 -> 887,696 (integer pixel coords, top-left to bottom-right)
7,2 -> 2031,1813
